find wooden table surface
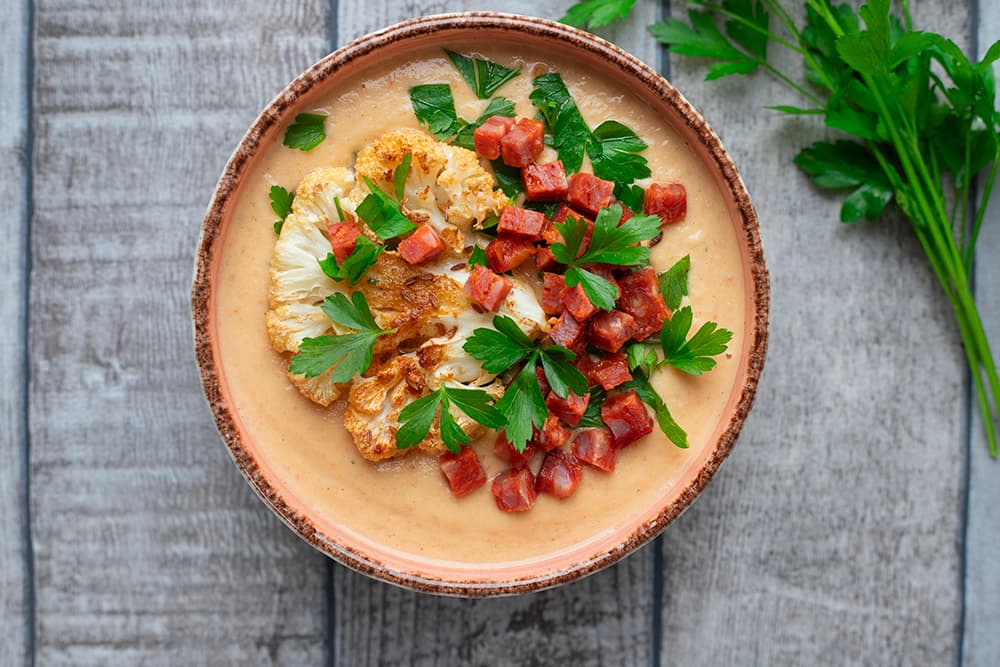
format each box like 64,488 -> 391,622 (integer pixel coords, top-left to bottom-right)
2,0 -> 998,664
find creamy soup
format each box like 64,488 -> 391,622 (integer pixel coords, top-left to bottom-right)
214,43 -> 746,570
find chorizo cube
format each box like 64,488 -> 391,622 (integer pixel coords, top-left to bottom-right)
491,467 -> 538,512
486,235 -> 535,272
465,264 -> 513,312
523,161 -> 569,201
549,310 -> 587,351
601,390 -> 653,448
542,272 -> 567,315
644,182 -> 687,224
498,206 -> 548,241
545,389 -> 590,427
327,221 -> 362,262
500,118 -> 545,168
439,447 -> 487,497
474,115 -> 515,160
536,450 -> 584,499
590,352 -> 632,390
617,267 -> 670,340
567,173 -> 615,218
572,428 -> 617,472
589,310 -> 637,353
398,224 -> 445,265
561,283 -> 596,322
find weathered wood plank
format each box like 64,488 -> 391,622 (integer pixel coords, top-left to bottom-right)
1,1 -> 31,665
965,4 -> 1000,664
30,1 -> 331,663
332,3 -> 656,665
659,1 -> 967,663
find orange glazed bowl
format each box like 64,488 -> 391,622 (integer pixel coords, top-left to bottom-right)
192,13 -> 768,596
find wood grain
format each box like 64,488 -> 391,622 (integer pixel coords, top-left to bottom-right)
332,3 -> 658,665
1,1 -> 31,665
658,1 -> 968,663
29,1 -> 331,663
966,3 -> 1000,663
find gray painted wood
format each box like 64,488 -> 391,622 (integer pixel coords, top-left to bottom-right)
332,3 -> 658,665
28,1 -> 331,663
966,3 -> 1000,664
1,1 -> 31,665
658,1 -> 968,664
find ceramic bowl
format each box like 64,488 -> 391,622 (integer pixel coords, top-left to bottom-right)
192,12 -> 769,596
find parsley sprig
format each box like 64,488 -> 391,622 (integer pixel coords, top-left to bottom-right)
283,113 -> 327,151
396,385 -> 507,453
659,307 -> 734,376
464,315 -> 589,450
563,0 -> 1000,457
356,177 -> 415,240
289,292 -> 394,382
269,185 -> 294,234
659,254 -> 691,311
551,204 -> 661,310
445,50 -> 522,99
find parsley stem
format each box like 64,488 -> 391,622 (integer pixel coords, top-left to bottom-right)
757,59 -> 824,106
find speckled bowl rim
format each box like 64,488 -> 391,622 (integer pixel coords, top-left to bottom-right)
192,12 -> 769,597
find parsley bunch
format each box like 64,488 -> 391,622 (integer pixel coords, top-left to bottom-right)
563,0 -> 1000,457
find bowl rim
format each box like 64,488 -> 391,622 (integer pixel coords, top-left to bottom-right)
191,11 -> 770,597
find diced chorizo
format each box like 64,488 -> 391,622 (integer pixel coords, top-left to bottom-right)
572,428 -> 617,472
617,267 -> 670,340
531,415 -> 571,452
398,224 -> 445,265
561,283 -> 596,322
589,310 -> 637,353
536,450 -> 583,499
644,182 -> 687,224
491,467 -> 537,512
500,118 -> 545,168
498,206 -> 548,241
535,246 -> 560,271
494,431 -> 536,468
473,115 -> 515,160
545,389 -> 590,427
465,264 -> 513,312
327,221 -> 362,262
567,173 -> 615,218
485,235 -> 535,272
617,205 -> 635,225
601,390 -> 653,447
439,447 -> 487,497
590,352 -> 632,390
549,310 -> 587,351
523,161 -> 569,201
542,272 -> 567,315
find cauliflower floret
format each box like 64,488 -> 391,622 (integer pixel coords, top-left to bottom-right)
355,129 -> 507,251
288,166 -> 364,228
289,368 -> 344,407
